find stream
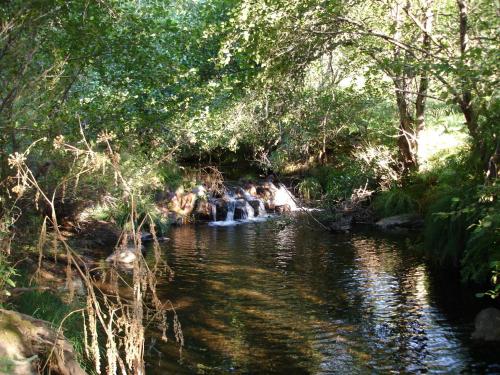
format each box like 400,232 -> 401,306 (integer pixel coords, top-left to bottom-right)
144,215 -> 500,374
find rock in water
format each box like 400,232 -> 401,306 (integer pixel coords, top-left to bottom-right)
192,185 -> 207,198
140,231 -> 154,242
330,215 -> 353,232
472,307 -> 500,341
193,199 -> 213,221
375,213 -> 423,230
106,250 -> 136,264
106,244 -> 145,264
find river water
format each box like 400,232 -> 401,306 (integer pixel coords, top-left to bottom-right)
145,216 -> 500,374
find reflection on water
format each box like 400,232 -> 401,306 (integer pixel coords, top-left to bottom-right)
145,218 -> 500,374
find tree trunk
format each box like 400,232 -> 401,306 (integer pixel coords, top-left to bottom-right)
392,3 -> 418,172
395,86 -> 418,171
415,0 -> 433,139
456,0 -> 484,159
486,138 -> 499,182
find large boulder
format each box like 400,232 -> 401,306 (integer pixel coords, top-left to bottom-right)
375,213 -> 423,230
472,307 -> 500,341
193,199 -> 213,221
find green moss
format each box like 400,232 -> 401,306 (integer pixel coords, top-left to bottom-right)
0,356 -> 16,373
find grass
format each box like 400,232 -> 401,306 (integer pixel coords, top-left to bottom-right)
297,177 -> 323,201
13,290 -> 84,340
11,285 -> 96,373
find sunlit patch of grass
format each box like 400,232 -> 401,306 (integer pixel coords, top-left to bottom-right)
83,203 -> 112,221
297,177 -> 323,201
418,106 -> 468,171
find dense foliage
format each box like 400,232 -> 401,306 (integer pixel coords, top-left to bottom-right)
0,0 -> 498,371
0,0 -> 497,281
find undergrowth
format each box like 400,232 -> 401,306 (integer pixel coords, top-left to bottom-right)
297,177 -> 322,201
87,195 -> 170,235
372,188 -> 418,217
410,153 -> 498,290
12,289 -> 95,373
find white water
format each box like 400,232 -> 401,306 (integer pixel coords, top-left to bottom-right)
209,197 -> 269,227
258,199 -> 267,217
240,201 -> 255,220
226,198 -> 236,221
209,197 -> 240,227
210,202 -> 217,221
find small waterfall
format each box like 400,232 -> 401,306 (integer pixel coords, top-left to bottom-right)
238,200 -> 254,220
210,202 -> 217,221
275,184 -> 298,211
240,205 -> 247,220
258,199 -> 267,217
245,201 -> 255,219
226,198 -> 236,221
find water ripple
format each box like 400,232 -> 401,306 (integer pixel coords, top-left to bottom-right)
144,220 -> 500,374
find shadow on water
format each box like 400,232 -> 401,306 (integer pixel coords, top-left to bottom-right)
143,217 -> 500,374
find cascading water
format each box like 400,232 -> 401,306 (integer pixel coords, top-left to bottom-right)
274,184 -> 298,211
208,186 -> 273,226
225,198 -> 236,222
240,201 -> 248,220
210,202 -> 217,221
244,201 -> 255,220
258,199 -> 267,217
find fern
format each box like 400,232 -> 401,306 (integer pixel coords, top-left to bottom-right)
424,181 -> 499,286
423,191 -> 469,266
297,177 -> 323,201
372,188 -> 418,217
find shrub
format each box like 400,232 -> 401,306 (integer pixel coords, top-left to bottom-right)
323,168 -> 368,202
104,194 -> 169,235
268,149 -> 290,173
297,177 -> 323,201
424,181 -> 499,285
310,165 -> 337,190
423,185 -> 470,267
158,162 -> 184,191
461,184 -> 500,284
372,188 -> 418,217
0,255 -> 17,305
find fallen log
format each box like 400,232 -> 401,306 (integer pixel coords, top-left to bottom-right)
0,308 -> 87,375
